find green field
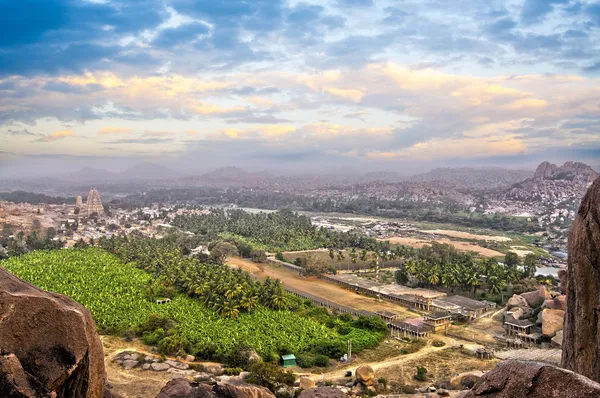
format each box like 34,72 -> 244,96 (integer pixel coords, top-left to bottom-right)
1,248 -> 383,359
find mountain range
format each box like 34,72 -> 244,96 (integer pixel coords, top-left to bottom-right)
67,163 -> 178,182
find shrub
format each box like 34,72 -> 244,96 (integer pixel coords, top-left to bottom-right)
312,340 -> 345,358
275,251 -> 285,261
432,340 -> 445,347
224,367 -> 244,376
141,327 -> 165,346
313,355 -> 329,367
414,366 -> 428,382
353,315 -> 388,333
296,354 -> 314,368
159,335 -> 191,356
247,362 -> 296,393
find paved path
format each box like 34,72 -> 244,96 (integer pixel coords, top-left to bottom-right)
494,348 -> 561,365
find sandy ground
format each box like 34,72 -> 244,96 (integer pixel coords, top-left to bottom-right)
102,335 -> 222,398
303,335 -> 460,381
102,336 -> 176,398
420,229 -> 512,242
381,237 -> 504,257
227,257 -> 417,319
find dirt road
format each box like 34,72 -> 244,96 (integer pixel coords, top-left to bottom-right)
227,257 -> 416,320
303,335 -> 466,381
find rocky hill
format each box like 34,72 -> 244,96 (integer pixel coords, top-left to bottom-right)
408,167 -> 531,189
534,161 -> 598,183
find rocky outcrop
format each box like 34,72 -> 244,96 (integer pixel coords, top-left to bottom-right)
505,294 -> 528,309
562,176 -> 600,382
533,161 -> 598,182
543,295 -> 566,311
461,360 -> 600,397
155,379 -> 276,398
541,309 -> 565,337
298,377 -> 316,390
534,161 -> 558,180
557,269 -> 568,294
298,387 -> 346,398
0,266 -> 106,398
520,285 -> 550,307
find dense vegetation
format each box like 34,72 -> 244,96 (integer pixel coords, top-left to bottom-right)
171,208 -> 384,252
120,188 -> 542,233
0,228 -> 64,259
1,245 -> 385,363
0,190 -> 75,204
393,242 -> 540,298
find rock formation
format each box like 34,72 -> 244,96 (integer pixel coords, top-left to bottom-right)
533,161 -> 598,183
86,188 -> 104,216
155,379 -> 276,398
298,387 -> 346,398
561,176 -> 600,382
534,161 -> 558,180
541,309 -> 565,337
355,365 -> 375,386
0,266 -> 106,397
461,360 -> 600,397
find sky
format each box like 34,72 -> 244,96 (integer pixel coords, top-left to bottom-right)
1,0 -> 599,177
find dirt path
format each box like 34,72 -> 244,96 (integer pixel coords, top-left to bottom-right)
302,335 -> 466,381
227,257 -> 416,319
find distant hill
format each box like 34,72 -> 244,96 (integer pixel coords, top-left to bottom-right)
118,163 -> 177,180
408,167 -> 531,189
534,161 -> 598,183
181,166 -> 275,186
68,167 -> 116,182
359,171 -> 404,183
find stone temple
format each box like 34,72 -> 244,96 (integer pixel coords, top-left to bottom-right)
85,188 -> 104,216
75,196 -> 83,210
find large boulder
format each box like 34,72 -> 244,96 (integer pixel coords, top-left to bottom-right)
541,309 -> 565,337
547,295 -> 566,311
505,294 -> 528,309
520,285 -> 550,307
557,269 -> 568,294
155,379 -> 276,398
461,360 -> 600,397
562,176 -> 600,382
298,387 -> 346,398
0,266 -> 106,398
299,377 -> 316,390
355,365 -> 375,386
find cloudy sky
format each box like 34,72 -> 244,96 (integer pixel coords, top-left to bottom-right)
1,0 -> 599,176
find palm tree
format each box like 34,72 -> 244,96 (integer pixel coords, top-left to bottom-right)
336,250 -> 345,270
350,248 -> 358,271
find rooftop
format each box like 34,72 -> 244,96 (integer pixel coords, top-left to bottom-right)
425,312 -> 452,320
434,295 -> 488,311
504,315 -> 535,327
324,273 -> 446,299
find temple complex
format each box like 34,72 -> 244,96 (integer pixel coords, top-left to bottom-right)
75,188 -> 104,216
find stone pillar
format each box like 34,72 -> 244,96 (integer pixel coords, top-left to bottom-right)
561,177 -> 600,383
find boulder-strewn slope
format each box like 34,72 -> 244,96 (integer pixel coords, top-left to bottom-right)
0,267 -> 106,398
561,175 -> 600,382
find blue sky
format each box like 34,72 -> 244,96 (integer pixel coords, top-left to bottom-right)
1,0 -> 599,176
